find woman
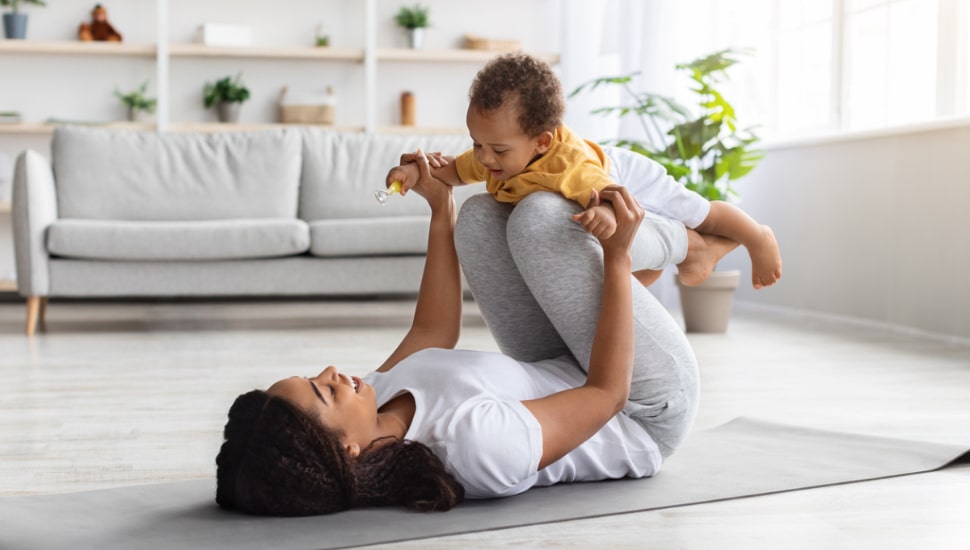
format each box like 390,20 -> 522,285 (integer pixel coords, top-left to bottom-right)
215,150 -> 698,516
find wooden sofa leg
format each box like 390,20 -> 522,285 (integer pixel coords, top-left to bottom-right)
39,297 -> 48,325
26,296 -> 43,336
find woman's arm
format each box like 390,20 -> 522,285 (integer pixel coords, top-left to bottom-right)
377,150 -> 463,372
521,186 -> 644,468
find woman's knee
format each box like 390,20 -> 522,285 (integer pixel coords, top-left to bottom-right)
507,192 -> 587,251
455,193 -> 508,256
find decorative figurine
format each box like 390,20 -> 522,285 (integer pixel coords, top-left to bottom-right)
78,4 -> 122,42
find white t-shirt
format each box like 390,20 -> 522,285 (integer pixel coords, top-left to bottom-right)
604,146 -> 711,229
363,348 -> 663,499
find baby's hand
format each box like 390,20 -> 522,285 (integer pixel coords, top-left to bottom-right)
572,204 -> 617,240
385,162 -> 420,196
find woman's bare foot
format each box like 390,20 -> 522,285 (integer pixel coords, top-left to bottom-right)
677,230 -> 739,286
633,269 -> 663,287
749,225 -> 782,289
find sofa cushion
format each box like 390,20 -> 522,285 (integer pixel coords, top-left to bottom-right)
52,126 -> 302,221
47,219 -> 310,261
308,217 -> 431,257
299,129 -> 480,221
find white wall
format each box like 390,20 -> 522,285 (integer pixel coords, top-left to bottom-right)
716,121 -> 970,340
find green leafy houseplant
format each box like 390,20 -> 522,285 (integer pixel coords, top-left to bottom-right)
394,4 -> 430,29
571,48 -> 763,202
203,74 -> 251,108
114,81 -> 157,118
0,0 -> 47,13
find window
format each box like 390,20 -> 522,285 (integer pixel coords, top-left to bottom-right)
692,0 -> 965,137
843,0 -> 938,129
776,1 -> 837,133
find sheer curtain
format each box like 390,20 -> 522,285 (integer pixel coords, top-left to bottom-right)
559,0 -> 701,309
559,0 -> 714,309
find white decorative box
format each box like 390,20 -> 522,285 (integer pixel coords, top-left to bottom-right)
197,23 -> 252,47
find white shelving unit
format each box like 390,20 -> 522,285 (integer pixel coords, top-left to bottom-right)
0,12 -> 559,135
0,0 -> 561,294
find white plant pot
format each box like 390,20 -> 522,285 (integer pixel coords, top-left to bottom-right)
407,28 -> 424,49
676,269 -> 741,333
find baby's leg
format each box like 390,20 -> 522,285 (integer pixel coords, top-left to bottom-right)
748,225 -> 782,289
676,230 -> 740,286
695,202 -> 782,289
632,269 -> 663,287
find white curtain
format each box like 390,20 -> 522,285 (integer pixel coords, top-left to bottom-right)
560,0 -> 689,142
559,0 -> 692,309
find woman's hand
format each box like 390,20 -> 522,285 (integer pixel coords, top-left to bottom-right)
400,150 -> 448,169
595,185 -> 645,256
404,149 -> 453,208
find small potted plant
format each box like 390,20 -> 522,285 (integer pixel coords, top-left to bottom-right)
114,81 -> 156,122
394,4 -> 429,49
203,73 -> 250,123
572,49 -> 764,332
1,0 -> 46,40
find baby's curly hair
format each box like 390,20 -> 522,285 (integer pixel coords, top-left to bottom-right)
468,52 -> 564,137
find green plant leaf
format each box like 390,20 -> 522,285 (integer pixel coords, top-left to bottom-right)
204,74 -> 250,108
395,4 -> 430,29
571,48 -> 762,202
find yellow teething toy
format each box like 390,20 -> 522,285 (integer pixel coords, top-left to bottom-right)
374,181 -> 402,205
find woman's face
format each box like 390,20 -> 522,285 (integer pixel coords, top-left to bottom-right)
267,366 -> 379,454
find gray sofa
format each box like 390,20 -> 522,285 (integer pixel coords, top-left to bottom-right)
12,125 -> 475,335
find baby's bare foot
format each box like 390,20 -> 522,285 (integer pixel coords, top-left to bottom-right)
633,269 -> 663,288
677,230 -> 739,286
750,225 -> 782,289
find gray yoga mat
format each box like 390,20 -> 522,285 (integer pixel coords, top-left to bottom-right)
2,417 -> 967,550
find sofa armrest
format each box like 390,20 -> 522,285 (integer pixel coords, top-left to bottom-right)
12,150 -> 58,297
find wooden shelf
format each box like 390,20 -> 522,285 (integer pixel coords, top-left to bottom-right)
0,39 -> 155,57
377,48 -> 559,64
0,40 -> 558,64
168,43 -> 364,61
0,122 -> 471,136
379,125 -> 466,135
167,122 -> 364,133
0,123 -> 52,135
0,122 -> 155,135
0,40 -> 364,61
0,280 -> 16,292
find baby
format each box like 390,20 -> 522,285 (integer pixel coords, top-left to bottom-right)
387,53 -> 781,289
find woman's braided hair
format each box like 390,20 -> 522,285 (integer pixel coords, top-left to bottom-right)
215,390 -> 464,516
468,52 -> 565,137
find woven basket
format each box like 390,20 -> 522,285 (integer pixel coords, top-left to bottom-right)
278,86 -> 335,125
279,104 -> 335,125
464,34 -> 521,52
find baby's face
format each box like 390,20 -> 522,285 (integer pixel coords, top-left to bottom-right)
466,103 -> 551,181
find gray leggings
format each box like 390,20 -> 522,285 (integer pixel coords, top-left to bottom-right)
454,192 -> 700,458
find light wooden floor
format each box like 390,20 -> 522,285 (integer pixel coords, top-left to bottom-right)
1,298 -> 968,549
